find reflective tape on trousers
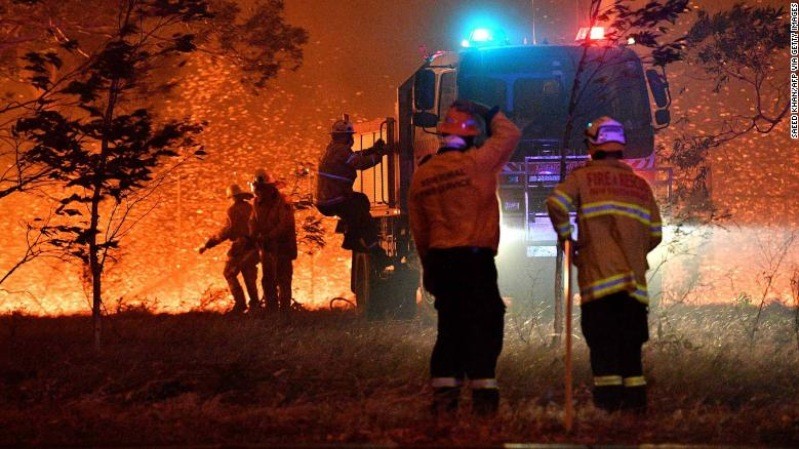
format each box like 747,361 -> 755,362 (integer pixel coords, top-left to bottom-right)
623,376 -> 647,387
470,378 -> 499,389
594,375 -> 623,387
431,377 -> 461,388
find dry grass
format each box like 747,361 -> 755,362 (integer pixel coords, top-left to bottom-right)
0,304 -> 797,446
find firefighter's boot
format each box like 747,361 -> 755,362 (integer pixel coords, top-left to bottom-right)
593,385 -> 623,412
622,385 -> 647,414
472,388 -> 500,416
431,387 -> 460,416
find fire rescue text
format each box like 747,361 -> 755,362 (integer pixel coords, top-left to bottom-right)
585,170 -> 652,201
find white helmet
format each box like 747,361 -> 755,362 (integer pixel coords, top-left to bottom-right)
331,114 -> 355,134
585,116 -> 626,152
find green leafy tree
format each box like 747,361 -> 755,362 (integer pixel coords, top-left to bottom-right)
9,0 -> 307,347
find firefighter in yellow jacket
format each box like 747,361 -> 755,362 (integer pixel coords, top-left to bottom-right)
409,100 -> 521,416
545,117 -> 662,413
198,184 -> 260,314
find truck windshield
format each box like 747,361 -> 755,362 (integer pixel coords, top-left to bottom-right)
458,76 -> 506,112
457,45 -> 654,159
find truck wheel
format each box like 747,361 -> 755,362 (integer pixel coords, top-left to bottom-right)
351,252 -> 371,311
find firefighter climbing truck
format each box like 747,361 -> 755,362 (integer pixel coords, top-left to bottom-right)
350,27 -> 672,316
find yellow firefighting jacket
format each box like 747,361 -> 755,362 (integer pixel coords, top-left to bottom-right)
316,141 -> 383,207
205,197 -> 254,256
409,112 -> 521,259
545,158 -> 662,304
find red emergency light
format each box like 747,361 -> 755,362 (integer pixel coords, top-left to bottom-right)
575,26 -> 606,41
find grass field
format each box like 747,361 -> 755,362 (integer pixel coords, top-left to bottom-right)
0,302 -> 797,447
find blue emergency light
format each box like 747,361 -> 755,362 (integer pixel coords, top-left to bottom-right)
461,27 -> 507,48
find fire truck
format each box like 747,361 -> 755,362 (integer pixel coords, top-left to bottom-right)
349,26 -> 672,318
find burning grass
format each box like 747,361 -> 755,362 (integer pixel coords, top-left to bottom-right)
0,303 -> 797,446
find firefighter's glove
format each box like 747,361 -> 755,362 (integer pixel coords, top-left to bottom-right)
373,138 -> 388,155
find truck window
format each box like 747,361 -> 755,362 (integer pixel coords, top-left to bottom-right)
459,76 -> 506,111
513,78 -> 564,120
438,71 -> 457,117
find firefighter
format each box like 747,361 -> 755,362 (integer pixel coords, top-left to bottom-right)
249,169 -> 295,313
316,114 -> 388,255
198,183 -> 260,314
408,100 -> 521,416
545,116 -> 662,414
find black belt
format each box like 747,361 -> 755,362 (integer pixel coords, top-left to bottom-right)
428,246 -> 494,256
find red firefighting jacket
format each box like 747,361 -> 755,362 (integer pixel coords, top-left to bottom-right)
545,158 -> 662,304
408,111 -> 521,259
316,141 -> 383,207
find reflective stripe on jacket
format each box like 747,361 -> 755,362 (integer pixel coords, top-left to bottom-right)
545,159 -> 662,304
316,141 -> 382,207
408,112 -> 521,259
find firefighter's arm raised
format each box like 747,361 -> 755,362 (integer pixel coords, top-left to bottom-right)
347,139 -> 388,170
474,111 -> 522,173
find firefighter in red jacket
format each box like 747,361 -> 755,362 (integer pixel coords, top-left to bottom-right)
316,114 -> 388,254
198,184 -> 260,314
409,100 -> 521,416
250,169 -> 296,313
545,117 -> 662,413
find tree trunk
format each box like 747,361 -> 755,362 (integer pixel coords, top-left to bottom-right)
90,195 -> 103,351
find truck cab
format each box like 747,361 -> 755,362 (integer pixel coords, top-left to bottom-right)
351,31 -> 672,313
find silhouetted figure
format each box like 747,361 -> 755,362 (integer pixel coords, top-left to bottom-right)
316,114 -> 388,254
199,184 -> 260,314
250,169 -> 295,313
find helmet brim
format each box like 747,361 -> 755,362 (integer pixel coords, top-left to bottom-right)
588,142 -> 625,153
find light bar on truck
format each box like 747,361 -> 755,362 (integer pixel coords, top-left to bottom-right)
575,26 -> 606,41
461,27 -> 506,48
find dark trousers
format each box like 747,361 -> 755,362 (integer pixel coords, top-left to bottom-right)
276,255 -> 293,311
223,242 -> 259,311
318,192 -> 379,249
424,247 -> 505,413
259,250 -> 278,311
581,292 -> 649,412
260,250 -> 293,312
